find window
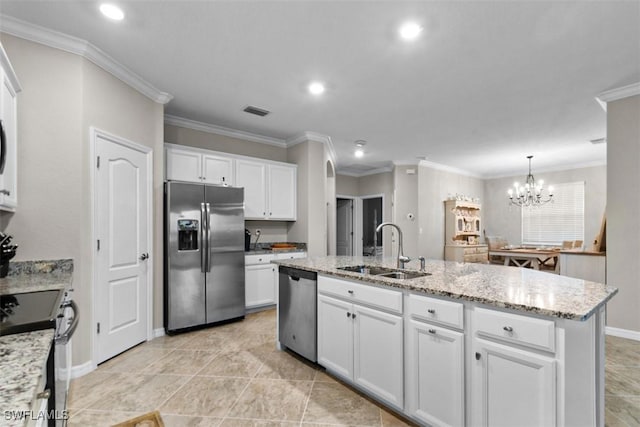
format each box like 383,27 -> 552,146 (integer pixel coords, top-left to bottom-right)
521,181 -> 585,246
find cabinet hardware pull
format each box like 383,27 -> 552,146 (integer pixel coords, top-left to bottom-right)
427,308 -> 436,314
347,312 -> 351,318
139,253 -> 149,261
0,189 -> 10,196
475,352 -> 481,360
428,328 -> 436,334
37,389 -> 51,399
503,326 -> 513,332
348,290 -> 354,294
352,313 -> 356,319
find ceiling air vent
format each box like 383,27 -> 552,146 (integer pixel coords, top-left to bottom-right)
243,105 -> 270,117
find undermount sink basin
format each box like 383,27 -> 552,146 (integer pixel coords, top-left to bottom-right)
337,265 -> 430,280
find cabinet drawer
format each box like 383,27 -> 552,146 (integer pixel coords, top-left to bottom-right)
463,247 -> 476,254
464,253 -> 488,263
274,251 -> 307,260
318,275 -> 403,314
474,307 -> 555,352
245,254 -> 276,265
408,293 -> 464,329
475,246 -> 488,254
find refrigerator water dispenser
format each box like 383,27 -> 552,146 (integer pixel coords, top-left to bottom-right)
177,219 -> 199,251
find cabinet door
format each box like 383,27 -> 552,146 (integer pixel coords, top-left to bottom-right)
202,154 -> 234,186
235,159 -> 267,219
406,319 -> 464,427
245,263 -> 276,308
472,338 -> 556,427
166,148 -> 202,183
268,164 -> 296,220
0,66 -> 18,210
353,304 -> 404,409
317,294 -> 353,380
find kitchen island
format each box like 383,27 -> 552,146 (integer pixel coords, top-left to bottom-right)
273,256 -> 617,427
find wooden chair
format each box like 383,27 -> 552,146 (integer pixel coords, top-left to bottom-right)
562,241 -> 573,249
486,236 -> 509,264
573,240 -> 583,249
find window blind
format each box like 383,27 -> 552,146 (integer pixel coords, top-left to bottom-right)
521,181 -> 585,246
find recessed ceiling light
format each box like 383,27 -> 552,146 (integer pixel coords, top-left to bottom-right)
308,82 -> 325,95
100,4 -> 124,21
399,22 -> 422,41
354,140 -> 366,158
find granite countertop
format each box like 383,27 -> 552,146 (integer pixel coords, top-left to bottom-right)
246,242 -> 307,255
272,256 -> 618,321
0,259 -> 73,296
0,330 -> 55,426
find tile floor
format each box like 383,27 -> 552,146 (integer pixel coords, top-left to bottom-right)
67,309 -> 640,426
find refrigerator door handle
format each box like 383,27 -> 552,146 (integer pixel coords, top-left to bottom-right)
200,202 -> 207,273
205,202 -> 212,272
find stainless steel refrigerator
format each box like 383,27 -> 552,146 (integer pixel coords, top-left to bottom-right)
164,181 -> 245,333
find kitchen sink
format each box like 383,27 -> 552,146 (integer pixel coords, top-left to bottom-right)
337,265 -> 430,280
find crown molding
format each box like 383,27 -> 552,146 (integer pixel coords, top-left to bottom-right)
0,42 -> 21,92
483,159 -> 607,180
0,14 -> 172,104
165,114 -> 287,147
337,166 -> 394,177
596,82 -> 640,104
418,160 -> 481,178
286,131 -> 337,165
393,160 -> 420,166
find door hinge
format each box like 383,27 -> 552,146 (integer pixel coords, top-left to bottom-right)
97,239 -> 101,251
96,156 -> 100,169
97,322 -> 101,334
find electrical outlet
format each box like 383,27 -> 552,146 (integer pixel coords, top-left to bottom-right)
255,229 -> 261,236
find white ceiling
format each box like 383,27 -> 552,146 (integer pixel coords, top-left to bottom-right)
1,1 -> 638,177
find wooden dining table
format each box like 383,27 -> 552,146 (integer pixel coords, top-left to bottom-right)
488,247 -> 561,272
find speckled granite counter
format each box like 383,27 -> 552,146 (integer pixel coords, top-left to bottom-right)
0,259 -> 73,295
272,256 -> 617,321
0,330 -> 54,426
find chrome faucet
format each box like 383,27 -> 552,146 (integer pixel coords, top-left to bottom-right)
375,222 -> 411,269
419,256 -> 426,272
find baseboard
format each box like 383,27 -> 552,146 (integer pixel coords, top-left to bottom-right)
153,327 -> 165,338
606,326 -> 640,341
70,361 -> 94,379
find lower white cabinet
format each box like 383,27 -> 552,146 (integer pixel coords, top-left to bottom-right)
245,262 -> 277,308
317,286 -> 404,409
406,319 -> 464,427
471,338 -> 556,427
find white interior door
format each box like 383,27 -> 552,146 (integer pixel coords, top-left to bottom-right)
336,199 -> 353,255
95,131 -> 151,363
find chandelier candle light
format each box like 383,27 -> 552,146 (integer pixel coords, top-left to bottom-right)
508,155 -> 554,207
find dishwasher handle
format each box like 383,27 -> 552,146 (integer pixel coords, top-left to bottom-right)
289,275 -> 300,281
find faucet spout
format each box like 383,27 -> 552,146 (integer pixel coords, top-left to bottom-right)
375,222 -> 410,269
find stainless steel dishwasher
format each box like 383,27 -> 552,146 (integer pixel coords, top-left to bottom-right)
278,266 -> 317,362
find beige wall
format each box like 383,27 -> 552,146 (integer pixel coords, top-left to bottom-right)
393,166 -> 419,259
336,174 -> 359,196
607,94 -> 640,333
165,124 -> 287,162
483,166 -> 606,246
0,34 -> 164,366
418,164 -> 485,260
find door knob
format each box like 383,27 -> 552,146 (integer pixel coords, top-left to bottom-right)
140,253 -> 149,261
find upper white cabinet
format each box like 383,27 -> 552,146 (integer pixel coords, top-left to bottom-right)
236,159 -> 297,221
165,143 -> 297,221
0,44 -> 21,211
166,146 -> 234,186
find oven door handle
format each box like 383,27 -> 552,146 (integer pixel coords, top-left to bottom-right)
56,300 -> 79,345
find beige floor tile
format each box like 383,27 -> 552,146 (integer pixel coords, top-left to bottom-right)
227,378 -> 313,421
380,409 -> 417,427
98,345 -> 176,373
255,350 -> 317,381
146,331 -> 201,349
606,365 -> 640,396
302,381 -> 382,426
161,414 -> 224,426
313,370 -> 340,384
160,376 -> 249,417
67,409 -> 144,427
607,336 -> 640,367
182,330 -> 238,352
231,332 -> 280,353
199,349 -> 265,378
86,373 -> 190,412
606,395 -> 640,426
67,371 -> 125,410
143,349 -> 219,375
220,419 -> 299,427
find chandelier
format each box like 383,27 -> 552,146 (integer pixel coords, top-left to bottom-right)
508,155 -> 554,207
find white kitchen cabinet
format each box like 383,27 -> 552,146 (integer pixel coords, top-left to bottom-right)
406,319 -> 464,427
235,159 -> 267,219
472,338 -> 556,427
245,263 -> 277,308
236,159 -> 297,221
317,276 -> 404,409
166,147 -> 234,186
0,44 -> 21,211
